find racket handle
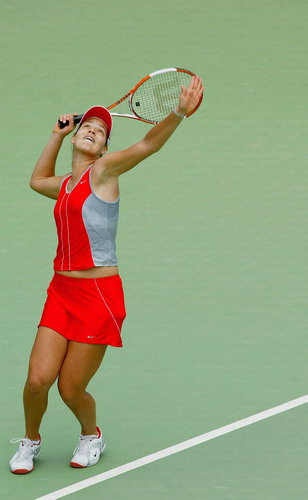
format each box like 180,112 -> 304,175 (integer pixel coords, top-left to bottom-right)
58,114 -> 83,129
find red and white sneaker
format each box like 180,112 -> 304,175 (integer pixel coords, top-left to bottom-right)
70,426 -> 105,468
10,435 -> 41,474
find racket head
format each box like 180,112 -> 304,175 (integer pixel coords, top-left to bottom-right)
129,68 -> 203,124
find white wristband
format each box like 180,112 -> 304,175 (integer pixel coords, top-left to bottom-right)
172,108 -> 186,119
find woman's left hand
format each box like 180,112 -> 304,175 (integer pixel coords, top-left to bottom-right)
176,75 -> 204,117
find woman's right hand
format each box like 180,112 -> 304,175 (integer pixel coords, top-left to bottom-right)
53,113 -> 78,136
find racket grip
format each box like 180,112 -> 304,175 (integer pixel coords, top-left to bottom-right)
58,114 -> 83,129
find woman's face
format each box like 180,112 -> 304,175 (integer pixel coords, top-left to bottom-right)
72,117 -> 108,157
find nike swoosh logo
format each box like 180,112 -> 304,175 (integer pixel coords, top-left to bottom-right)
80,180 -> 87,184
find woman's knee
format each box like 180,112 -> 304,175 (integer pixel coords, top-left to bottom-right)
57,378 -> 82,404
25,373 -> 55,395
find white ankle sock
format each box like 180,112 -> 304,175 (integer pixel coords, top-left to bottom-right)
30,438 -> 41,445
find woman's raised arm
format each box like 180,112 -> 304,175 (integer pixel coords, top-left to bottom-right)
30,114 -> 75,199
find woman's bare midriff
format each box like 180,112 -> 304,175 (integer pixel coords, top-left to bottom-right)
56,266 -> 119,279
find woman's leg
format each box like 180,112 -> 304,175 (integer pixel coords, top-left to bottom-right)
24,327 -> 69,440
57,341 -> 107,436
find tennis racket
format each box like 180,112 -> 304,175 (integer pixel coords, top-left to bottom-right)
59,67 -> 203,128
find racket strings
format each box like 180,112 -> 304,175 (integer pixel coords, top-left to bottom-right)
131,71 -> 192,123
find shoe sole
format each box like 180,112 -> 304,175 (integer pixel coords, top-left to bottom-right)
70,462 -> 87,468
11,467 -> 34,474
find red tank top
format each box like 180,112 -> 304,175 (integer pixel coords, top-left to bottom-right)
53,166 -> 119,271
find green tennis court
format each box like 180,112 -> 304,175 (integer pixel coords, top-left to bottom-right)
1,0 -> 307,498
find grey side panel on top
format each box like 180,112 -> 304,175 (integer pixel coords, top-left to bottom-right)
82,194 -> 119,266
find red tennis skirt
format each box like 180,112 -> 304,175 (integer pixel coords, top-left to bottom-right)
39,273 -> 126,346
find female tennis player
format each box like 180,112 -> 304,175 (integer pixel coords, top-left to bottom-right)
10,75 -> 203,474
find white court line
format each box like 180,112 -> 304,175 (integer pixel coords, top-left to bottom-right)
35,395 -> 308,500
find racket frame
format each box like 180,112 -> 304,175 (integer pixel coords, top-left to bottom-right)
108,67 -> 202,124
